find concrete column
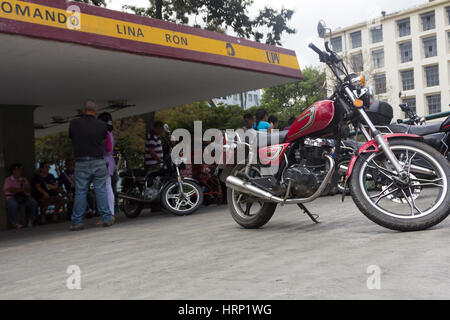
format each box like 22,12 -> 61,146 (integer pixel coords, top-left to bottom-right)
0,105 -> 36,230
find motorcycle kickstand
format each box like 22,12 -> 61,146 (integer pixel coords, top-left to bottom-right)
297,204 -> 320,224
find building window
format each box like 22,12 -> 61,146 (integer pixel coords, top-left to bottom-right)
399,42 -> 413,63
372,49 -> 384,69
371,25 -> 383,43
254,95 -> 259,105
350,31 -> 362,49
331,36 -> 342,52
425,65 -> 439,87
402,97 -> 416,115
421,11 -> 435,31
351,53 -> 364,72
374,74 -> 386,94
423,36 -> 437,58
401,70 -> 415,91
427,94 -> 441,114
248,94 -> 253,103
447,7 -> 450,25
397,18 -> 411,37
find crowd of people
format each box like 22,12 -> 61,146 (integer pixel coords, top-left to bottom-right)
2,101 -> 118,230
242,108 -> 296,133
3,104 -> 297,231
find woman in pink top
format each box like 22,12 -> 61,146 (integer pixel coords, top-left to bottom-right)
98,113 -> 116,219
3,163 -> 37,228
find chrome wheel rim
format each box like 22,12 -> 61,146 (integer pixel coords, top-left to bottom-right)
165,182 -> 200,213
231,167 -> 265,220
359,145 -> 447,219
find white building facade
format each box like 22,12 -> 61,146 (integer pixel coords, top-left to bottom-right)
327,0 -> 450,121
212,89 -> 262,110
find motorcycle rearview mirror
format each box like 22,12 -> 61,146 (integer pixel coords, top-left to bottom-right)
163,123 -> 170,133
317,20 -> 327,38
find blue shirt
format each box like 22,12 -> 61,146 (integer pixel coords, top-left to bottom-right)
253,121 -> 271,132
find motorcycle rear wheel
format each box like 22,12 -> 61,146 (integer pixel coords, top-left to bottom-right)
121,185 -> 144,218
227,165 -> 277,229
350,139 -> 450,231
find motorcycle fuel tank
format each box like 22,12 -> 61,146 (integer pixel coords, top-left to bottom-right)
286,100 -> 335,143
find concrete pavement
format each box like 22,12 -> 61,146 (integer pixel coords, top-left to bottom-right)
1,195 -> 450,299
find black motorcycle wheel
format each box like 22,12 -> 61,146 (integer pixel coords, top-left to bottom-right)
227,165 -> 277,229
160,180 -> 204,216
350,139 -> 450,232
121,185 -> 144,218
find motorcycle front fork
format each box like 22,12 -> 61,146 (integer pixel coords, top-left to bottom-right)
176,167 -> 185,194
358,109 -> 408,181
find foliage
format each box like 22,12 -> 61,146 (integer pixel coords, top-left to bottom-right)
73,0 -> 106,7
260,66 -> 327,125
123,0 -> 295,45
35,133 -> 73,174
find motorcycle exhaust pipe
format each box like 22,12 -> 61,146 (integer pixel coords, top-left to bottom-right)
226,155 -> 335,204
118,193 -> 152,203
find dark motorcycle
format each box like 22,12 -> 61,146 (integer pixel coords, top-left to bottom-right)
118,124 -> 203,217
336,101 -> 450,193
220,20 -> 450,232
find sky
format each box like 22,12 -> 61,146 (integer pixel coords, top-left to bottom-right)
104,0 -> 428,68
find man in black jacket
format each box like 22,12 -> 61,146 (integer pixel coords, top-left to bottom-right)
68,101 -> 113,231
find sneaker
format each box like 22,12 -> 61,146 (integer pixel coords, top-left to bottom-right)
69,224 -> 84,231
11,224 -> 23,229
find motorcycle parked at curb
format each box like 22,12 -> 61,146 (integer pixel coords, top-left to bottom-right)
118,124 -> 203,218
219,20 -> 450,232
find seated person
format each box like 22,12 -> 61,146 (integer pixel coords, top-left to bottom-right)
32,162 -> 63,224
3,163 -> 37,229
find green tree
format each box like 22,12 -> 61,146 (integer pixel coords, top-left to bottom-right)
35,133 -> 73,174
74,0 -> 106,6
260,66 -> 327,125
123,0 -> 295,46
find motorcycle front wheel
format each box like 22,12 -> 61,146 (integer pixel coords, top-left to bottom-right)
350,139 -> 450,232
161,180 -> 203,216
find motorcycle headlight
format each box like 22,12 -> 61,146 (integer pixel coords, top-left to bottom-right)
350,75 -> 365,90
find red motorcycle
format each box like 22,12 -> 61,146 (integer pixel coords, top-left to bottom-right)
220,21 -> 450,232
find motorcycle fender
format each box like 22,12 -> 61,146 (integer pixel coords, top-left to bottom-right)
345,133 -> 423,180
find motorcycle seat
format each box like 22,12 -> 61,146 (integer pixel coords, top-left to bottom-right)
388,123 -> 441,136
251,129 -> 289,147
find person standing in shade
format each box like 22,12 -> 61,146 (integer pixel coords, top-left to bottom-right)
98,112 -> 116,222
145,121 -> 165,170
68,101 -> 113,231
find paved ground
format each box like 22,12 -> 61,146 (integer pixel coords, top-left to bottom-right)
1,195 -> 450,300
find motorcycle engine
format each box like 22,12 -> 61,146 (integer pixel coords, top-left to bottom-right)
144,176 -> 162,201
283,139 -> 333,198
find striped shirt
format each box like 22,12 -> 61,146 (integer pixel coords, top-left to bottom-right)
145,130 -> 164,167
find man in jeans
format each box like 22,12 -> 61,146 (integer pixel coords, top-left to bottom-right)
68,101 -> 113,231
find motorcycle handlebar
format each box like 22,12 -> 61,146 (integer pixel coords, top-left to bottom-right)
308,43 -> 323,56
